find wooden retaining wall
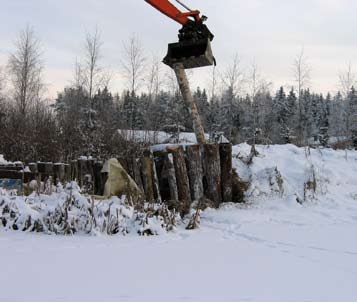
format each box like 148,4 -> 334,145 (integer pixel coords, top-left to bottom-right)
0,143 -> 242,206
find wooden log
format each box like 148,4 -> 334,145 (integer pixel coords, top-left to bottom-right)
132,158 -> 144,192
118,157 -> 130,176
0,170 -> 22,180
93,161 -> 104,195
37,162 -> 53,181
15,162 -> 24,168
54,163 -> 65,184
44,162 -> 53,175
28,163 -> 38,174
173,63 -> 206,145
152,153 -> 162,203
37,162 -> 46,174
153,151 -> 171,202
186,144 -> 204,201
77,159 -> 87,187
23,172 -> 36,183
141,152 -> 155,202
70,160 -> 78,182
220,143 -> 233,203
202,144 -> 222,207
64,164 -> 71,183
171,146 -> 191,203
0,165 -> 22,171
165,153 -> 179,202
87,159 -> 95,194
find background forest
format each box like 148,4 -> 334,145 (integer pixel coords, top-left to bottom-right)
1,26 -> 357,162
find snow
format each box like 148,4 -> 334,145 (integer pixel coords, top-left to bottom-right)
118,129 -> 229,144
1,144 -> 357,301
0,154 -> 10,165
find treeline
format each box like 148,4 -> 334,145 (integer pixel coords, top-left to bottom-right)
0,26 -> 357,163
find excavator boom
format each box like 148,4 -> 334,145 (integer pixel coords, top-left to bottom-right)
145,0 -> 215,69
145,0 -> 200,25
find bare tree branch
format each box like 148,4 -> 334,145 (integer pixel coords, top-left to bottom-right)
146,55 -> 162,100
293,47 -> 311,99
221,53 -> 244,96
339,62 -> 356,99
8,25 -> 44,116
121,35 -> 146,95
82,27 -> 110,99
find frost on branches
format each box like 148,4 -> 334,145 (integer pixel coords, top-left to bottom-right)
0,182 -> 180,236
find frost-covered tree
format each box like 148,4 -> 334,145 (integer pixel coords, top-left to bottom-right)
217,87 -> 239,141
274,87 -> 291,143
318,94 -> 330,146
193,87 -> 209,129
349,87 -> 357,148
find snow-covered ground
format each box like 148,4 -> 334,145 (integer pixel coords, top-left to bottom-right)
1,144 -> 357,302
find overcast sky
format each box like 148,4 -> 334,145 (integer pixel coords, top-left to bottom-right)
0,0 -> 356,97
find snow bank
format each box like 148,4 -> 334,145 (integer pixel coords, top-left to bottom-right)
2,144 -> 357,237
233,144 -> 357,204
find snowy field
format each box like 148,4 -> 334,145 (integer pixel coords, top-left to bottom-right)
1,144 -> 357,302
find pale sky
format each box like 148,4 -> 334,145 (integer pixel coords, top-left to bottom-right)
0,0 -> 356,98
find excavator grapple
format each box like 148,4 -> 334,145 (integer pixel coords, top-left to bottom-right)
145,0 -> 215,69
164,38 -> 214,69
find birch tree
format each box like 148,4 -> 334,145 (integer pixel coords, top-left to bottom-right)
293,47 -> 311,144
339,63 -> 355,99
221,53 -> 244,96
8,26 -> 43,116
82,28 -> 109,99
293,47 -> 311,99
121,35 -> 146,95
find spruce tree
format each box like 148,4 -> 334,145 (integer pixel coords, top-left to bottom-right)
349,87 -> 357,148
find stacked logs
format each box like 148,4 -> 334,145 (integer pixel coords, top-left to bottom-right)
122,143 -> 240,210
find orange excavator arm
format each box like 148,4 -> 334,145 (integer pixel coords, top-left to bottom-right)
145,0 -> 201,25
145,0 -> 215,69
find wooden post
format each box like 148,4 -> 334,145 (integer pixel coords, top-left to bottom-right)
28,163 -> 38,174
173,63 -> 206,145
186,144 -> 204,201
132,158 -> 144,192
141,151 -> 155,202
220,143 -> 233,203
53,163 -> 65,185
77,159 -> 87,187
164,153 -> 179,202
64,164 -> 71,183
70,160 -> 78,182
171,146 -> 191,204
93,161 -> 104,195
152,153 -> 162,203
202,144 -> 221,207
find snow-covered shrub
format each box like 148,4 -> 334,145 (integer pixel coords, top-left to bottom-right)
0,183 -> 180,236
246,167 -> 285,198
